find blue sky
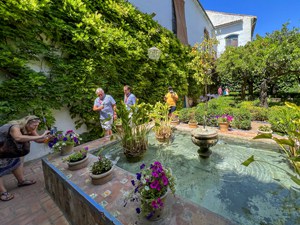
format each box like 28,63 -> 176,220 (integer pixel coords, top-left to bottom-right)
199,0 -> 300,37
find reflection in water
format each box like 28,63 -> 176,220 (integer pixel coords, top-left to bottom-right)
97,131 -> 300,225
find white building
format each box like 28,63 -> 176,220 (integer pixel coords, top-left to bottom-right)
128,1 -> 257,57
128,0 -> 215,46
206,10 -> 257,57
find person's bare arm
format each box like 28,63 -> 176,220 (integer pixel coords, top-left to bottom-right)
93,104 -> 104,111
10,126 -> 49,143
112,104 -> 117,119
30,129 -> 50,143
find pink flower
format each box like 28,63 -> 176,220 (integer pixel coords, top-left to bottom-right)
150,180 -> 159,189
162,175 -> 169,186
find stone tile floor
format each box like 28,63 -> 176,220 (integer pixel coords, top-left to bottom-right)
0,121 -> 274,225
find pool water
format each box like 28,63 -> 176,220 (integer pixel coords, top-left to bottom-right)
98,131 -> 300,225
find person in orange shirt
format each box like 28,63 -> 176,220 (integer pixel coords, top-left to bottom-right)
164,86 -> 178,117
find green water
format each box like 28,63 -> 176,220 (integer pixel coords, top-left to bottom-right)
97,131 -> 300,225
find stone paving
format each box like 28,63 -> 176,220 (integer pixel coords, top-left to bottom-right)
0,121 -> 275,225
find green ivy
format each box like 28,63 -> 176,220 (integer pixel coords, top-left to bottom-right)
0,0 -> 203,137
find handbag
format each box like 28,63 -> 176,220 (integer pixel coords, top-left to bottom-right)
0,124 -> 30,158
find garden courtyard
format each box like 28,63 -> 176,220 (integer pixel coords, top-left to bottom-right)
1,121 -> 298,225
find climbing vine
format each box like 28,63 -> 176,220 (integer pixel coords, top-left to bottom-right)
0,0 -> 200,136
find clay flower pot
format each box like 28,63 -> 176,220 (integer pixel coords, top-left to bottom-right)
89,166 -> 114,185
67,155 -> 89,171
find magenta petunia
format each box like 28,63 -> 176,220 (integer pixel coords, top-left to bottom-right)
162,175 -> 169,186
150,180 -> 159,189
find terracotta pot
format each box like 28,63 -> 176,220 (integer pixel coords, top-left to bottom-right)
170,120 -> 179,126
188,121 -> 198,128
219,122 -> 229,132
60,145 -> 74,156
155,133 -> 171,143
89,166 -> 114,185
67,155 -> 89,171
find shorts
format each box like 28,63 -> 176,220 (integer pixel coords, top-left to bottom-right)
0,158 -> 21,177
169,106 -> 176,114
100,117 -> 113,131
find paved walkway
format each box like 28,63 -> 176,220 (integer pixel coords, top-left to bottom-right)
0,121 -> 273,225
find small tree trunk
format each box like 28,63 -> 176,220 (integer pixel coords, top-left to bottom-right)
260,79 -> 268,108
248,81 -> 254,100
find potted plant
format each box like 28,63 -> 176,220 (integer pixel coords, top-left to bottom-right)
188,108 -> 198,128
47,130 -> 81,156
125,161 -> 176,221
170,111 -> 180,126
117,101 -> 152,161
151,102 -> 173,142
62,147 -> 89,171
216,114 -> 234,132
89,155 -> 113,185
257,125 -> 272,135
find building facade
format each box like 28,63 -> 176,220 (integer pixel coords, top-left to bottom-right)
206,10 -> 257,56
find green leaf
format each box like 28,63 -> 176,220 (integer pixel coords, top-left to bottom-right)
241,155 -> 255,166
289,175 -> 300,186
273,137 -> 295,147
253,134 -> 272,139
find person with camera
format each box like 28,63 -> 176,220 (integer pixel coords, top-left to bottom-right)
164,86 -> 179,117
0,115 -> 50,201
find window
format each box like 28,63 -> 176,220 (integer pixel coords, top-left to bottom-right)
225,35 -> 238,47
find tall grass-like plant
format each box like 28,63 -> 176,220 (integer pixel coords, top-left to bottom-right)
151,102 -> 172,141
117,101 -> 152,159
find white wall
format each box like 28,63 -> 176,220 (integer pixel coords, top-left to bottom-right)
207,11 -> 255,57
128,0 -> 173,30
185,0 -> 214,46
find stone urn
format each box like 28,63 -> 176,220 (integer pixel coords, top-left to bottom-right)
191,127 -> 218,158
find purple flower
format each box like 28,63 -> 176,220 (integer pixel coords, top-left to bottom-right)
84,146 -> 88,150
134,187 -> 139,193
151,200 -> 159,209
131,180 -> 135,186
136,173 -> 141,180
157,198 -> 164,207
162,175 -> 169,186
146,212 -> 154,219
140,163 -> 145,169
136,208 -> 141,214
152,171 -> 159,178
150,180 -> 159,189
63,137 -> 68,141
73,137 -> 78,143
65,130 -> 74,134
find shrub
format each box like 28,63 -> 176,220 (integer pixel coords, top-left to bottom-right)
178,108 -> 190,123
268,105 -> 300,133
231,109 -> 251,130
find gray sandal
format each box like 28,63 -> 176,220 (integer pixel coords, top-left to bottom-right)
0,192 -> 14,201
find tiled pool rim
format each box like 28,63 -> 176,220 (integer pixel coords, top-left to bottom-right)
42,131 -> 236,225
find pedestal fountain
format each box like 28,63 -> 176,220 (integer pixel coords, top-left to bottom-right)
191,127 -> 218,158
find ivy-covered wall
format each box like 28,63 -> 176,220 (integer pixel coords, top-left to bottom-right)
0,0 -> 198,135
